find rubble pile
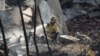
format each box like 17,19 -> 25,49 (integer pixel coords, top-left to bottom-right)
60,0 -> 100,56
60,0 -> 100,40
60,0 -> 100,42
67,16 -> 100,37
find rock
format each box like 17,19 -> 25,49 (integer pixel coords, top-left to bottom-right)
88,11 -> 100,18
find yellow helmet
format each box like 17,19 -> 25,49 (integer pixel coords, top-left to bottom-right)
51,16 -> 56,21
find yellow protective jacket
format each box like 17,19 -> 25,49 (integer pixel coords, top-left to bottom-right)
46,23 -> 58,33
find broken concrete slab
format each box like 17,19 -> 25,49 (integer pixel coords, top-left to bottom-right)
39,0 -> 54,24
73,0 -> 98,6
59,35 -> 80,41
59,35 -> 80,44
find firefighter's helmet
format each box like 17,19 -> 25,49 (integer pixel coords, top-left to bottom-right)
51,16 -> 56,21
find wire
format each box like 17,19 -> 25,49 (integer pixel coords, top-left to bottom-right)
32,0 -> 40,56
37,6 -> 52,56
17,0 -> 30,56
0,18 -> 8,56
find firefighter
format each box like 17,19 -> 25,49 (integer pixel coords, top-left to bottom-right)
46,16 -> 59,43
